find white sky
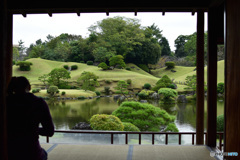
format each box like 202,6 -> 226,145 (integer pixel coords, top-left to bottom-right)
13,12 -> 208,51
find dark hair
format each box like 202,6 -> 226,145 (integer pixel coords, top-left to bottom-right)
7,76 -> 30,95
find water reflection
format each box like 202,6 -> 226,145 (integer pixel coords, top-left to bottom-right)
47,97 -> 224,132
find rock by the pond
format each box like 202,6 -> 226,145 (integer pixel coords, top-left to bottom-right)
114,95 -> 121,100
72,122 -> 92,130
140,100 -> 148,103
177,95 -> 188,103
150,92 -> 159,100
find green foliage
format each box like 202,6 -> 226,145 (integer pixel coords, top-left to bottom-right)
126,79 -> 132,85
32,88 -> 41,93
138,64 -> 150,73
109,55 -> 126,69
217,83 -> 224,94
48,68 -> 71,87
87,61 -> 94,65
158,88 -> 178,103
115,80 -> 129,98
16,61 -> 33,71
217,114 -> 224,132
164,123 -> 179,132
47,86 -> 59,96
61,91 -> 66,95
112,101 -> 176,131
104,86 -> 110,95
143,83 -> 151,89
38,74 -> 49,88
138,90 -> 155,99
105,80 -> 111,84
168,84 -> 176,89
90,114 -> 124,131
77,96 -> 86,100
151,82 -> 166,92
165,61 -> 175,69
174,35 -> 188,57
77,71 -> 99,91
71,65 -> 78,70
95,91 -> 101,96
126,67 -> 131,71
122,122 -> 140,132
63,65 -> 69,70
160,36 -> 171,56
185,75 -> 197,91
156,75 -> 172,86
98,62 -> 109,70
92,47 -> 115,62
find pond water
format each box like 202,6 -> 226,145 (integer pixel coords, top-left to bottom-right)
47,97 -> 224,132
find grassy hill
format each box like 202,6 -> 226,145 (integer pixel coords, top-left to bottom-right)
151,60 -> 225,83
13,58 -> 159,90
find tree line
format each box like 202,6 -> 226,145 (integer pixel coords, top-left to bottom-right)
13,16 -> 224,68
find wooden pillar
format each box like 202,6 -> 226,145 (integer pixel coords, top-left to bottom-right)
207,7 -> 218,148
196,10 -> 205,145
225,0 -> 240,159
0,0 -> 12,159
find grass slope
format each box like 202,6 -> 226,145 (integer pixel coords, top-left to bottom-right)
13,58 -> 159,90
151,60 -> 225,83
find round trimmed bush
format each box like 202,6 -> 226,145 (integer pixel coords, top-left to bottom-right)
63,65 -> 69,70
90,114 -> 124,131
61,91 -> 66,95
47,86 -> 59,96
95,91 -> 101,96
32,88 -> 41,93
164,123 -> 179,132
98,62 -> 109,70
165,61 -> 175,69
16,61 -> 33,71
217,114 -> 224,132
71,65 -> 78,70
122,122 -> 140,132
144,83 -> 151,89
87,61 -> 94,65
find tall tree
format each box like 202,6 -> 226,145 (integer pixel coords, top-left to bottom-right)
160,37 -> 171,56
77,71 -> 99,91
174,35 -> 188,57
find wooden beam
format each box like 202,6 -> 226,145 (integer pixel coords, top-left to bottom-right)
207,7 -> 218,147
196,10 -> 205,145
225,0 -> 240,159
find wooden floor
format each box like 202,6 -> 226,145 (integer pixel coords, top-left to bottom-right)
41,143 -> 217,160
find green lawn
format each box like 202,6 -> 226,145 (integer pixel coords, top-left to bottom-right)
13,58 -> 159,90
151,60 -> 225,83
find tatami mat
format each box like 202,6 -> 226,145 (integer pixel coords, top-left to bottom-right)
40,144 -> 216,160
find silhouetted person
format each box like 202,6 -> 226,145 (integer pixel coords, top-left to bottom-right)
7,76 -> 54,160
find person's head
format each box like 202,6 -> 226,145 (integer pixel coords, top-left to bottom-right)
7,76 -> 31,95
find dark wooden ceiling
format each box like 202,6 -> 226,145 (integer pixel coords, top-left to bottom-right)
7,0 -> 224,14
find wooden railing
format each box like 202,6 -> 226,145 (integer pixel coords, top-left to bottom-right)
46,130 -> 224,150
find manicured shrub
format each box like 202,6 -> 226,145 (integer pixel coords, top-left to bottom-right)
156,75 -> 172,86
32,88 -> 41,93
152,82 -> 167,92
158,88 -> 178,103
71,65 -> 78,70
61,91 -> 66,96
77,96 -> 86,100
16,61 -> 33,71
144,83 -> 151,89
126,79 -> 132,85
90,114 -> 124,131
80,61 -> 85,63
126,67 -> 131,71
58,83 -> 71,89
47,86 -> 59,96
87,61 -> 93,65
168,84 -> 177,89
138,90 -> 155,99
122,122 -> 140,132
63,65 -> 69,70
164,123 -> 179,132
112,101 -> 176,131
217,83 -> 224,94
95,91 -> 101,96
105,80 -> 111,84
98,62 -> 109,70
165,61 -> 175,69
217,114 -> 224,132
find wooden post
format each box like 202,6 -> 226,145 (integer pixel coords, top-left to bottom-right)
196,10 -> 205,145
207,7 -> 218,148
225,0 -> 240,159
0,0 -> 11,159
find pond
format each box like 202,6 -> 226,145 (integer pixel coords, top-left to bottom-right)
47,97 -> 224,132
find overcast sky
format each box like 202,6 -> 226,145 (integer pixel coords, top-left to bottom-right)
13,12 -> 208,51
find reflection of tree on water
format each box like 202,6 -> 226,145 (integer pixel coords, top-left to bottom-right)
176,103 -> 196,129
